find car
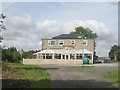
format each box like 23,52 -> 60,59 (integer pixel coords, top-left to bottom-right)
103,59 -> 110,63
95,60 -> 102,63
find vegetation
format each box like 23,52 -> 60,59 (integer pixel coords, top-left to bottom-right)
70,26 -> 97,39
2,62 -> 52,88
22,49 -> 40,59
105,70 -> 120,84
109,45 -> 120,61
2,47 -> 21,62
2,46 -> 39,63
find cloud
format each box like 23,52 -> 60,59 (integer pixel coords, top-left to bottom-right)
3,16 -> 117,57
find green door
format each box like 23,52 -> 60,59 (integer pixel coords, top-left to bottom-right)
83,56 -> 89,64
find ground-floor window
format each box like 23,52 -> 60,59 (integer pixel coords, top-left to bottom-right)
76,54 -> 82,59
37,53 -> 92,60
41,54 -> 53,59
46,54 -> 52,59
70,54 -> 75,59
54,54 -> 61,59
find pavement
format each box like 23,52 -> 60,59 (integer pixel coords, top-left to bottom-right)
40,63 -> 119,88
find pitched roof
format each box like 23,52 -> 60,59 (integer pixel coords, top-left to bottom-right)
52,34 -> 78,39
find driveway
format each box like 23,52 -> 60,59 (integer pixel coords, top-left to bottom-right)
40,63 -> 118,88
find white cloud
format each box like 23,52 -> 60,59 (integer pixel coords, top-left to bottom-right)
3,16 -> 117,57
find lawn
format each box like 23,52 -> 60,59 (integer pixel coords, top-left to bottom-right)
105,70 -> 120,84
2,62 -> 52,88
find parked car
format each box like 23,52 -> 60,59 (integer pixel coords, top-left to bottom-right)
103,59 -> 111,63
95,60 -> 102,63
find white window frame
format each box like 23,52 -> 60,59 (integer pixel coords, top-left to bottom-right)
83,40 -> 87,46
70,40 -> 75,45
58,40 -> 64,46
48,40 -> 56,46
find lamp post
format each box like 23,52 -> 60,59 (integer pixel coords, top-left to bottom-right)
82,35 -> 84,66
79,32 -> 84,66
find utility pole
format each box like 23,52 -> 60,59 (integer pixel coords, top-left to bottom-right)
0,14 -> 6,61
19,49 -> 23,61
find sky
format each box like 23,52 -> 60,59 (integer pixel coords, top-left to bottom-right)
0,0 -> 118,57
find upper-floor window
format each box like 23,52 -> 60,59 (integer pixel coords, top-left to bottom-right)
71,40 -> 75,45
48,40 -> 56,46
58,40 -> 64,46
82,40 -> 87,46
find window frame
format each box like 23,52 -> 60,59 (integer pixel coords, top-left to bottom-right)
82,40 -> 87,46
70,40 -> 75,45
48,40 -> 56,46
58,40 -> 64,46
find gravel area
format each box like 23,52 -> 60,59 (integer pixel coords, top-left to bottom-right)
40,63 -> 119,88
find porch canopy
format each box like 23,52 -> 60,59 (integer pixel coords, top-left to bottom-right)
37,49 -> 93,54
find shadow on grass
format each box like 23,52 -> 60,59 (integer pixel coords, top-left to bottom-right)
2,79 -> 51,88
41,68 -> 59,70
14,67 -> 41,70
2,79 -> 118,88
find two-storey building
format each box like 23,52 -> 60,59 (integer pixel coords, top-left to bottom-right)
33,34 -> 95,64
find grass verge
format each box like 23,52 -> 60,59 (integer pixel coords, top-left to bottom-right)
105,70 -> 120,84
2,62 -> 52,88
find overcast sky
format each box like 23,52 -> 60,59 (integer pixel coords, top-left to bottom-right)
1,0 -> 118,57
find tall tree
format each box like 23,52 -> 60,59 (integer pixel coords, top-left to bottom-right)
70,26 -> 97,39
109,45 -> 120,61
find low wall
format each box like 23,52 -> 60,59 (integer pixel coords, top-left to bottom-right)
23,59 -> 93,65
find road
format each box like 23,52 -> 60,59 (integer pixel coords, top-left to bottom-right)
40,63 -> 118,88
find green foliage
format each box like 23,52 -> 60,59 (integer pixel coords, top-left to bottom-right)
2,46 -> 40,62
109,45 -> 120,61
2,47 -> 21,62
22,50 -> 39,59
70,26 -> 97,39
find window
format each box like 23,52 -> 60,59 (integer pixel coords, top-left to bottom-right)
71,40 -> 75,45
82,40 -> 87,46
42,54 -> 52,59
76,54 -> 82,59
70,54 -> 75,59
58,40 -> 64,46
48,40 -> 56,46
46,54 -> 52,59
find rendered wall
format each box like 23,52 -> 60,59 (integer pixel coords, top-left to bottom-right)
23,59 -> 93,65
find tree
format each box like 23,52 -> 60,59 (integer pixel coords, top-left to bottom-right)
22,50 -> 39,59
70,26 -> 97,39
109,45 -> 120,61
2,47 -> 21,63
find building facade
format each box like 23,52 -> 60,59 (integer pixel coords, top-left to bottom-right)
33,34 -> 95,64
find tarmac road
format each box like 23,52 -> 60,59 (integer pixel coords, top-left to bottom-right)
40,63 -> 119,88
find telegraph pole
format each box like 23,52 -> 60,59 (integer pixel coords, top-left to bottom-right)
0,14 -> 6,61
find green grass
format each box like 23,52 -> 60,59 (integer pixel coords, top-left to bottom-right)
2,62 -> 52,88
105,70 -> 120,84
